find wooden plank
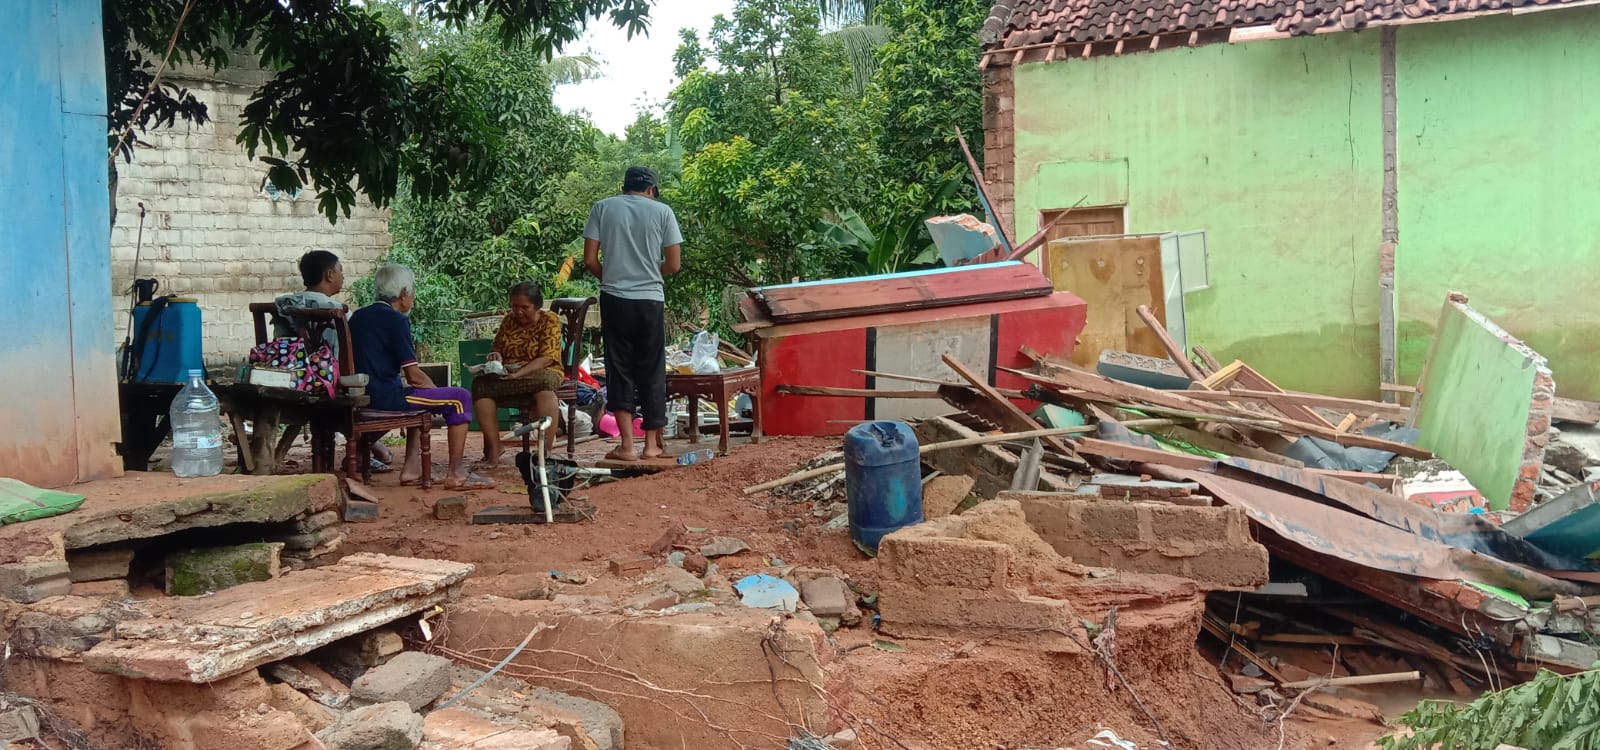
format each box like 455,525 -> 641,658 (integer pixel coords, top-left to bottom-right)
1144,424 -> 1306,468
776,385 -> 944,399
1554,397 -> 1600,425
753,263 -> 1053,324
1184,388 -> 1409,422
1193,346 -> 1222,373
1282,671 -> 1419,690
1199,361 -> 1338,429
1303,468 -> 1400,491
1335,414 -> 1359,432
1200,617 -> 1287,684
954,125 -> 1012,250
1258,633 -> 1370,646
1008,365 -> 1433,459
943,354 -> 1078,460
1135,304 -> 1206,382
1076,437 -> 1215,470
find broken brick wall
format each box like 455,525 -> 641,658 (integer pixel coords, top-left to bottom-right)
1006,491 -> 1269,590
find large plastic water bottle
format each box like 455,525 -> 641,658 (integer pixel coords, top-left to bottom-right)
169,369 -> 224,477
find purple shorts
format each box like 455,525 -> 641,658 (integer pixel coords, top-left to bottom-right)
405,386 -> 472,426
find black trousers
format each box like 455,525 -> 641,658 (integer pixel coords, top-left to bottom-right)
599,293 -> 668,430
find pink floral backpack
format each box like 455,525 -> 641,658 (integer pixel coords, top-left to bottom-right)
249,338 -> 339,397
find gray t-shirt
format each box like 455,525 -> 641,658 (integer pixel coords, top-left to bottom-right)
273,290 -> 343,354
583,194 -> 683,302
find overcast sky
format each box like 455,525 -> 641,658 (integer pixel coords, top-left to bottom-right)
553,1 -> 738,135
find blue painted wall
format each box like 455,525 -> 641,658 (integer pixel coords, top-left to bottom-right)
0,0 -> 121,486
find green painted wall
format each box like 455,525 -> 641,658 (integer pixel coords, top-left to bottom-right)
1393,9 -> 1600,398
1014,33 -> 1385,397
1013,8 -> 1600,399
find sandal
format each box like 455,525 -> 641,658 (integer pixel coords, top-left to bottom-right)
445,472 -> 496,491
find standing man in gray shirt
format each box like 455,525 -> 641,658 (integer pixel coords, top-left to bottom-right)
583,166 -> 683,461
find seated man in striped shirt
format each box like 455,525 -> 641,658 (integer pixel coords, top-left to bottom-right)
350,264 -> 494,490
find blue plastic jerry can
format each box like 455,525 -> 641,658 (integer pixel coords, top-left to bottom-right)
844,421 -> 924,553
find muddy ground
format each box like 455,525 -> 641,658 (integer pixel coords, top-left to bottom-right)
324,432 -> 1404,749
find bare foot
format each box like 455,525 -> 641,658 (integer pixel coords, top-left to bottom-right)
641,445 -> 665,460
480,447 -> 504,467
399,459 -> 424,486
604,446 -> 638,462
444,471 -> 495,490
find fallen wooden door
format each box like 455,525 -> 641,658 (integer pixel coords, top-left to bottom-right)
1041,233 -> 1167,367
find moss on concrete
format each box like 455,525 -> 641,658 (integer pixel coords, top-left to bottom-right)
164,542 -> 284,596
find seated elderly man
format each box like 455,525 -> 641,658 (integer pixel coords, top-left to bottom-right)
349,264 -> 494,490
472,281 -> 564,464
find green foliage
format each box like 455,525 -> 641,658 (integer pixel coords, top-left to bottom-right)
811,177 -> 961,274
870,0 -> 988,218
1379,668 -> 1600,750
380,13 -> 594,315
103,0 -> 652,222
347,245 -> 464,363
668,0 -> 882,294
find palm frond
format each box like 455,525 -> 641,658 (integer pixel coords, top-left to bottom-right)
816,0 -> 881,28
544,54 -> 602,86
826,24 -> 890,96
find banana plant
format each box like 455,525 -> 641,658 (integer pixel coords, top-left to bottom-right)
816,177 -> 963,275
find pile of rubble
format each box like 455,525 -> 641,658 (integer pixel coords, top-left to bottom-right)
725,290 -> 1600,745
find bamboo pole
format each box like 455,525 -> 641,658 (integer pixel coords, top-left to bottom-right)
1281,671 -> 1420,690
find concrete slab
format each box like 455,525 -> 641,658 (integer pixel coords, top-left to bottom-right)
421,708 -> 569,750
0,473 -> 340,564
84,553 -> 472,683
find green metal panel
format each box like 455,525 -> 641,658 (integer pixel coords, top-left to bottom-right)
1014,33 -> 1385,398
1394,8 -> 1600,400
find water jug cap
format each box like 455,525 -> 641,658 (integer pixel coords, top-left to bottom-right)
188,369 -> 203,378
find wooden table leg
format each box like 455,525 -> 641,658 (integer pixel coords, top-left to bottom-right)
716,387 -> 731,455
419,420 -> 433,490
251,406 -> 281,475
748,387 -> 762,444
686,392 -> 700,445
228,412 -> 255,474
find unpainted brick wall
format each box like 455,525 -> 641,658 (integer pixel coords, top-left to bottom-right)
109,62 -> 391,368
981,64 -> 1016,233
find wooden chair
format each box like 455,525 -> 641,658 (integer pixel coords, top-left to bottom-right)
481,297 -> 597,456
246,303 -> 432,488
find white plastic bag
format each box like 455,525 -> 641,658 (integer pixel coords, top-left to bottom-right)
691,331 -> 721,374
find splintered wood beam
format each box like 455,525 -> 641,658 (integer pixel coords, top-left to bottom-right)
943,354 -> 1078,460
1136,304 -> 1207,382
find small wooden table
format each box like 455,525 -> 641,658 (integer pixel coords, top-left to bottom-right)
213,382 -> 368,475
666,367 -> 762,455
